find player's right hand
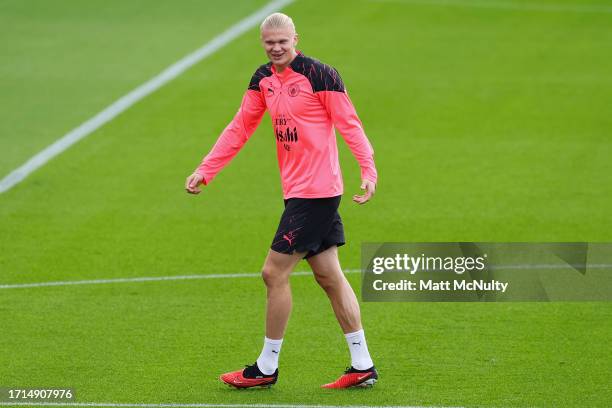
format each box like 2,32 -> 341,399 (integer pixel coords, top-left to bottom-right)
185,173 -> 204,194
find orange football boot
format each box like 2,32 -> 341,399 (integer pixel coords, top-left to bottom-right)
322,366 -> 378,389
220,362 -> 278,389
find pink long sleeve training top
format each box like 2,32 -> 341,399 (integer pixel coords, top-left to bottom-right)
196,51 -> 377,199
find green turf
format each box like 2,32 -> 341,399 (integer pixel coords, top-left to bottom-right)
1,0 -> 611,407
0,0 -> 269,176
2,276 -> 610,407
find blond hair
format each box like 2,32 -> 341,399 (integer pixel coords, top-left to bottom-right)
260,12 -> 296,33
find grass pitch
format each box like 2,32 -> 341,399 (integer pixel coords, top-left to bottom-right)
1,0 -> 611,407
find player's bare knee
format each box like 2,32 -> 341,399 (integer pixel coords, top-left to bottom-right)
261,267 -> 276,286
314,271 -> 341,292
261,266 -> 289,288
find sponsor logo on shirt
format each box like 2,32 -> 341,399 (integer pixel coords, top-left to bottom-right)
274,114 -> 298,151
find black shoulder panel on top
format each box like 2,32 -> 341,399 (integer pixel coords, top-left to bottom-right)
290,54 -> 345,93
248,63 -> 273,91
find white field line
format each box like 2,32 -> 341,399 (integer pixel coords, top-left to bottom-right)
0,0 -> 294,194
0,270 -> 358,290
367,0 -> 612,13
1,265 -> 610,290
0,403 -> 460,408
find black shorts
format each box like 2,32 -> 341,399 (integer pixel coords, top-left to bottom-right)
270,195 -> 345,258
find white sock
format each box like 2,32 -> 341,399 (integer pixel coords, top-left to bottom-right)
256,337 -> 283,375
345,329 -> 374,370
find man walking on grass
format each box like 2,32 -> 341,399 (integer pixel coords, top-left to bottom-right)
185,12 -> 378,389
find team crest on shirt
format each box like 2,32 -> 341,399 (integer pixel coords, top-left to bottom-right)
288,84 -> 300,97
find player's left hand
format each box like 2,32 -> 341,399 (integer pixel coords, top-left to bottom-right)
353,179 -> 375,204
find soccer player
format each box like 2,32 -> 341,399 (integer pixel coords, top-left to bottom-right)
185,12 -> 378,389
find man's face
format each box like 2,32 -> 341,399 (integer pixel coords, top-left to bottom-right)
261,27 -> 298,67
